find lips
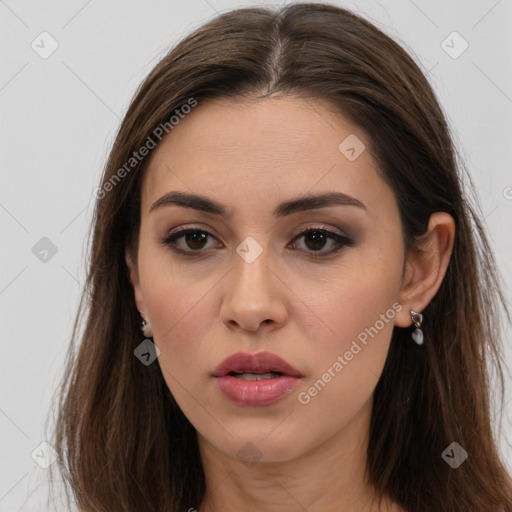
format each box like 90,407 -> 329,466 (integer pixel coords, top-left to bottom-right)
212,351 -> 303,406
212,351 -> 303,378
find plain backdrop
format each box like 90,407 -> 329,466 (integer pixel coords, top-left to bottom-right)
1,0 -> 511,510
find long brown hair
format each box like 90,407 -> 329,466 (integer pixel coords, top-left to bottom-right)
48,3 -> 512,511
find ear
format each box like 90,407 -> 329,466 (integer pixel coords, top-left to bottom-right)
125,249 -> 153,337
395,212 -> 456,328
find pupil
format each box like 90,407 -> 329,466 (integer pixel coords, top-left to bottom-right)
305,231 -> 326,251
186,232 -> 207,250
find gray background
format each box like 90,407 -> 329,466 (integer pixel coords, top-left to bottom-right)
1,0 -> 511,510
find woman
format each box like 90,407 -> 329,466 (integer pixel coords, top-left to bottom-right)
49,3 -> 512,511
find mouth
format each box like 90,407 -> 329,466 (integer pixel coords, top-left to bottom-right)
212,350 -> 303,378
212,351 -> 303,406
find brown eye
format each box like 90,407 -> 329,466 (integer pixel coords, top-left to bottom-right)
161,226 -> 353,259
162,228 -> 219,255
289,228 -> 353,256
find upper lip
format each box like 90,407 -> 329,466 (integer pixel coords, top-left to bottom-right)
213,351 -> 303,377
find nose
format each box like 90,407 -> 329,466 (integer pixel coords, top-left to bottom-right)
219,246 -> 288,334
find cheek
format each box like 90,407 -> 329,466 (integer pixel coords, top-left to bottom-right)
293,243 -> 403,407
138,229 -> 215,336
147,280 -> 213,340
138,253 -> 219,385
303,243 -> 402,352
299,274 -> 399,387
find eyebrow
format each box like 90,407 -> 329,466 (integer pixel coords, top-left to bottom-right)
149,190 -> 367,217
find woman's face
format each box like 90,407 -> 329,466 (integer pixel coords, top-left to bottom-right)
128,95 -> 408,463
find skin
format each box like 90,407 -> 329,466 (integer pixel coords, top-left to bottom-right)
126,95 -> 455,512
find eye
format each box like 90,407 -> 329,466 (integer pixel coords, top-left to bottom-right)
161,225 -> 353,258
161,227 -> 220,255
288,227 -> 353,256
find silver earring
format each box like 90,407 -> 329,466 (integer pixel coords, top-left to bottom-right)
140,316 -> 150,338
410,309 -> 424,345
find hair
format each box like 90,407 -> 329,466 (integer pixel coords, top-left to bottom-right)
48,3 -> 512,511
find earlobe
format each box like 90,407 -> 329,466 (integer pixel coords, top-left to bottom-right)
395,212 -> 455,328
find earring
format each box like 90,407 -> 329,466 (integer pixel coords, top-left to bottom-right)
139,316 -> 151,338
410,309 -> 424,345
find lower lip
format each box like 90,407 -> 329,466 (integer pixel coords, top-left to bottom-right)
215,375 -> 301,406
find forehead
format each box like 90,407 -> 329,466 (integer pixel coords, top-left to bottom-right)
141,96 -> 394,219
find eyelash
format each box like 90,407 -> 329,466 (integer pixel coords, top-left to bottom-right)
160,225 -> 354,258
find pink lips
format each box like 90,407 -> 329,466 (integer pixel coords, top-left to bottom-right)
212,351 -> 302,406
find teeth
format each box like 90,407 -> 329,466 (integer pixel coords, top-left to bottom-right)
232,371 -> 281,381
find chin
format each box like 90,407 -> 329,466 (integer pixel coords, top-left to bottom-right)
211,430 -> 310,465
